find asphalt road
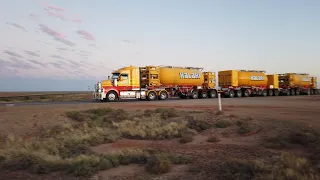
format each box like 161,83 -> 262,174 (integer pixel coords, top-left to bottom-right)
1,95 -> 318,107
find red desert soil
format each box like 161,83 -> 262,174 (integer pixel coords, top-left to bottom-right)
0,95 -> 319,179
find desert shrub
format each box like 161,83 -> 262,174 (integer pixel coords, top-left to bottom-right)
66,111 -> 87,122
98,158 -> 113,170
67,155 -> 101,176
144,108 -> 180,120
24,96 -> 31,100
186,117 -> 212,132
216,153 -> 319,180
237,124 -> 255,135
264,128 -> 320,150
207,136 -> 220,143
215,120 -> 232,128
266,153 -> 319,180
168,155 -> 192,164
86,108 -> 113,116
216,158 -> 264,180
39,95 -> 48,99
112,113 -> 188,140
0,97 -> 11,102
145,153 -> 172,174
179,133 -> 194,144
215,110 -> 224,115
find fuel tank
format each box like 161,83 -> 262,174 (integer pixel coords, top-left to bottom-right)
218,70 -> 268,87
279,73 -> 311,88
159,67 -> 205,86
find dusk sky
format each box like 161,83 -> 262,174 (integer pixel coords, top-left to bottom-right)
0,0 -> 319,91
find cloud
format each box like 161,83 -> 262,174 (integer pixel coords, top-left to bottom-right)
76,30 -> 95,40
54,37 -> 76,47
6,22 -> 27,32
28,59 -> 47,67
1,57 -> 36,69
3,50 -> 23,58
52,55 -> 64,59
48,61 -> 65,69
38,24 -> 66,39
24,50 -> 40,57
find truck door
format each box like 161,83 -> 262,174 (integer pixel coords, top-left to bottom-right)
118,73 -> 130,90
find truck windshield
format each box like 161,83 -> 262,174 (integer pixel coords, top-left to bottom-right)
111,73 -> 120,79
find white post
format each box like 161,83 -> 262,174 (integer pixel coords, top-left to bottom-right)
218,93 -> 222,111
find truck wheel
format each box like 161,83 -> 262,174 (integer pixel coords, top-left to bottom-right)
199,91 -> 208,98
190,90 -> 198,99
147,91 -> 157,101
307,89 -> 311,95
268,90 -> 273,96
243,89 -> 250,97
274,89 -> 279,96
310,89 -> 314,95
235,90 -> 242,97
262,90 -> 267,97
286,90 -> 291,96
290,89 -> 295,95
158,91 -> 168,100
295,89 -> 300,95
178,92 -> 187,99
229,90 -> 235,98
208,90 -> 217,98
106,91 -> 118,102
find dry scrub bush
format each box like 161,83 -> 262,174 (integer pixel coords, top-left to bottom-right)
216,153 -> 319,180
179,133 -> 194,144
0,108 -> 195,176
144,108 -> 180,120
264,127 -> 320,172
186,116 -> 212,132
145,153 -> 172,174
112,113 -> 188,140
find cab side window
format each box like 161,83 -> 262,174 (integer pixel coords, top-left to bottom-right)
121,74 -> 128,80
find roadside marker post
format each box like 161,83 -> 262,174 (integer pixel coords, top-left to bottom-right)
218,93 -> 222,111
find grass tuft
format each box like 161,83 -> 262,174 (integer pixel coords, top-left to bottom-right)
145,153 -> 172,174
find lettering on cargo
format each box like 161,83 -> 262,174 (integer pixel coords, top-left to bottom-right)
301,78 -> 310,82
179,72 -> 201,79
250,76 -> 265,81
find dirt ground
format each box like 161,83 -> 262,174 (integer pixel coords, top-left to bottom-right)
0,95 -> 319,180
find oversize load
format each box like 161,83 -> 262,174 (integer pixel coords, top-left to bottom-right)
179,72 -> 201,79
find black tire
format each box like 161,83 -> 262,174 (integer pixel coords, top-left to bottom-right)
147,91 -> 157,101
307,89 -> 311,95
229,90 -> 235,98
199,91 -> 208,99
262,90 -> 267,97
274,89 -> 279,96
243,89 -> 250,97
208,90 -> 217,98
286,90 -> 291,96
296,89 -> 300,95
268,90 -> 273,96
290,89 -> 295,95
158,91 -> 168,100
190,90 -> 199,99
106,91 -> 118,102
310,89 -> 314,95
235,90 -> 242,97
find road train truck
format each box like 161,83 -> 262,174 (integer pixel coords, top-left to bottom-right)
93,65 -> 218,102
218,70 -> 280,97
278,73 -> 319,95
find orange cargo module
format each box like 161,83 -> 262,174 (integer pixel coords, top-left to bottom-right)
218,70 -> 280,97
278,73 -> 318,95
